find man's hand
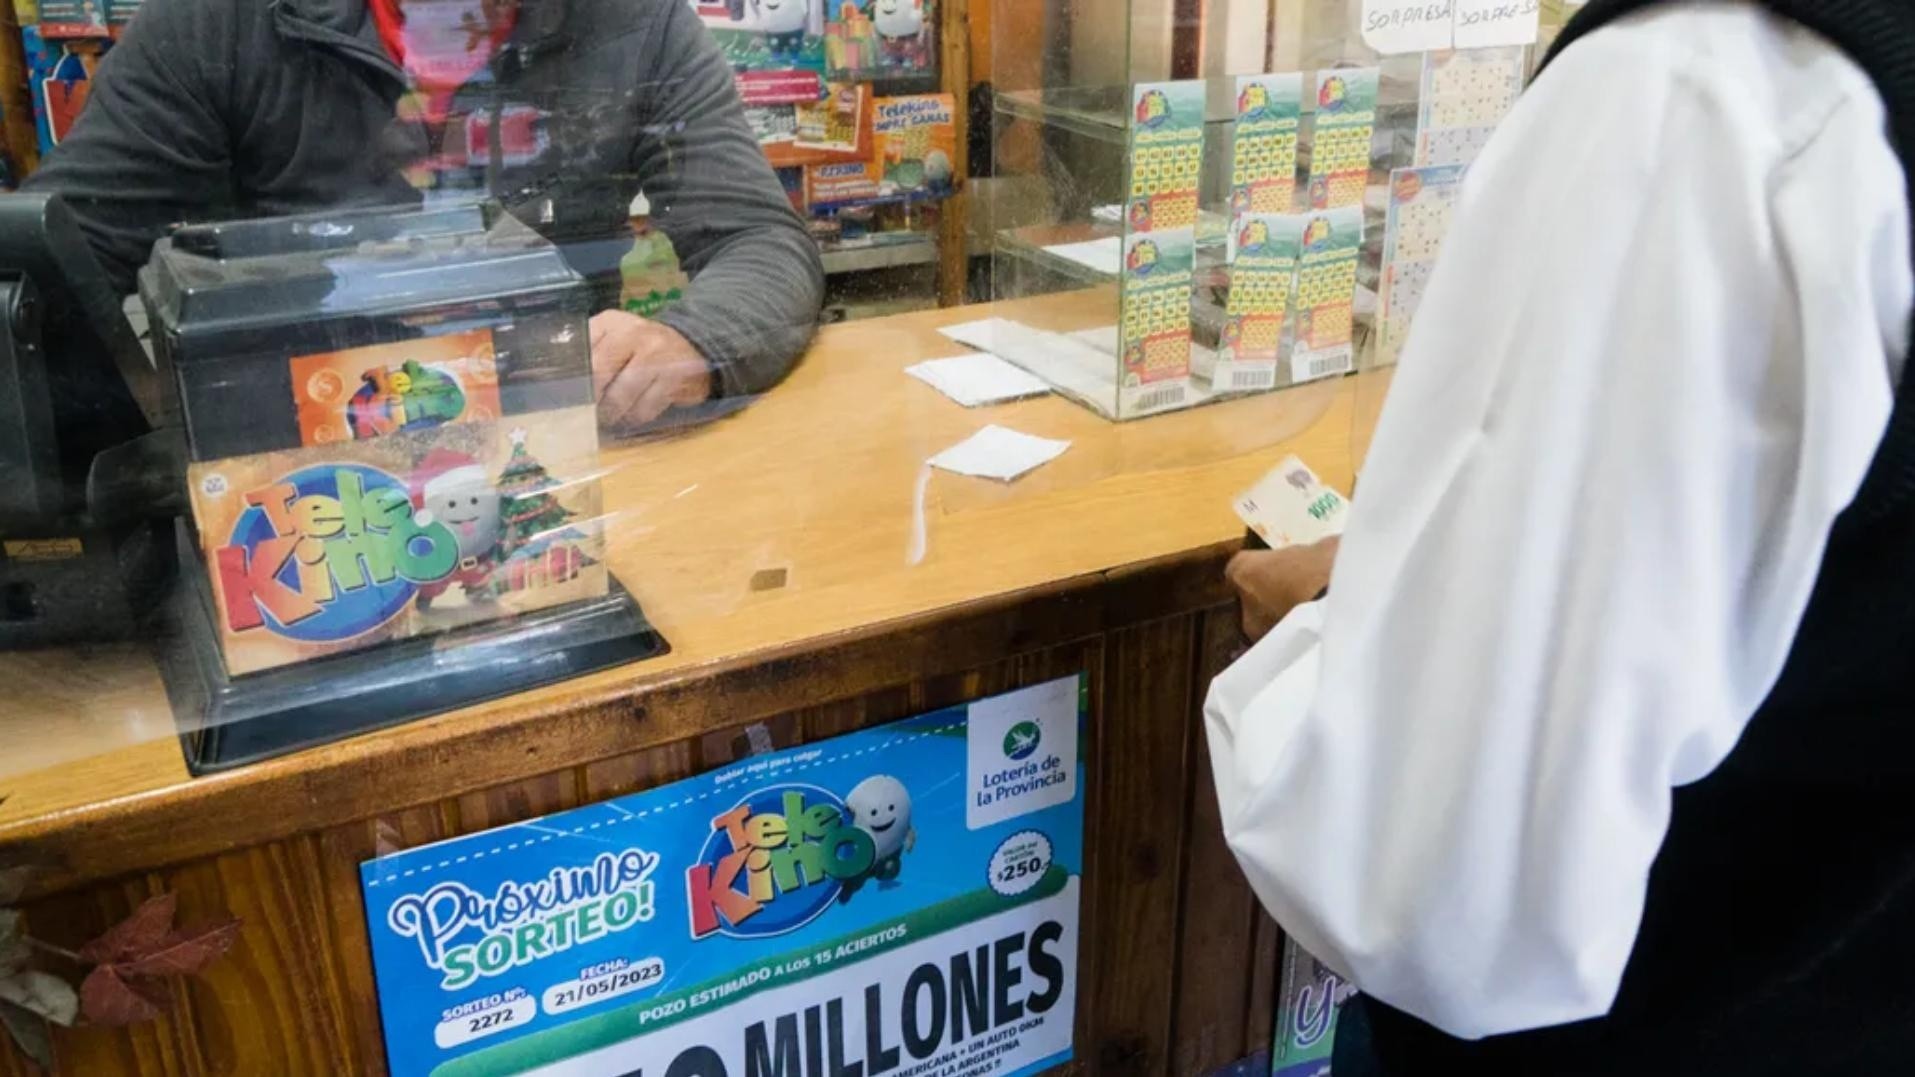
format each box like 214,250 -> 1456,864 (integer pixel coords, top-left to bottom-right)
1226,536 -> 1340,643
590,309 -> 714,433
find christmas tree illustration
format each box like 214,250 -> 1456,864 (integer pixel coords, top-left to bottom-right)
498,428 -> 586,558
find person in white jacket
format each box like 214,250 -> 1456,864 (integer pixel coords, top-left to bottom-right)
1208,2 -> 1915,1073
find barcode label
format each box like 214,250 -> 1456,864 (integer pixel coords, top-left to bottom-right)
1231,367 -> 1277,391
1291,347 -> 1354,385
1131,385 -> 1187,415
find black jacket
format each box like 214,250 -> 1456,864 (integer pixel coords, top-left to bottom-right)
24,0 -> 824,398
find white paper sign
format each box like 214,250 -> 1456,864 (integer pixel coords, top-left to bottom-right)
1360,0 -> 1455,55
905,353 -> 1053,407
1453,0 -> 1541,48
966,677 -> 1080,829
929,425 -> 1071,482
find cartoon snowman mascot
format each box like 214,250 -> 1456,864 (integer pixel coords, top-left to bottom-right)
839,774 -> 916,901
872,0 -> 927,68
411,449 -> 504,609
731,0 -> 811,65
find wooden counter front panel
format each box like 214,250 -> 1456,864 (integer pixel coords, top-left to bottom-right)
1,609 -> 1274,1077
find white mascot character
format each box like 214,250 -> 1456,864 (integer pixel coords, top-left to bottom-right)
872,0 -> 926,68
733,0 -> 811,64
841,774 -> 916,897
411,449 -> 502,609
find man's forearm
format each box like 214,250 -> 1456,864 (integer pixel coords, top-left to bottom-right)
653,220 -> 824,398
638,0 -> 826,399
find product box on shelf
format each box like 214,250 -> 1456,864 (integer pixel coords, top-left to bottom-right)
142,203 -> 608,677
803,92 -> 956,209
825,0 -> 936,80
694,0 -> 827,105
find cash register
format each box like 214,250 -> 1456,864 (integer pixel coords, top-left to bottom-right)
0,193 -> 175,648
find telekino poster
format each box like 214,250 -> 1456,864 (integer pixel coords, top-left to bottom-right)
360,676 -> 1087,1077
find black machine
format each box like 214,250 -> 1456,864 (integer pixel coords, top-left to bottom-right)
0,195 -> 668,772
0,193 -> 180,648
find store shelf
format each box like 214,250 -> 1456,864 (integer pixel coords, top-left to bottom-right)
994,72 -> 1421,145
991,211 -> 1234,287
994,81 -> 1240,144
992,222 -> 1124,285
819,233 -> 939,276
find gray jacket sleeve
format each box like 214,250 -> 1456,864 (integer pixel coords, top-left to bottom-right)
22,0 -> 238,295
634,1 -> 825,398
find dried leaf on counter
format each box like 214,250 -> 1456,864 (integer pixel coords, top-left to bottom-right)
117,920 -> 241,979
78,965 -> 165,1027
77,893 -> 176,965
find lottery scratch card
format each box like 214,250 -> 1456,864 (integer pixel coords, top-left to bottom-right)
1380,165 -> 1465,367
1217,214 -> 1302,392
1416,48 -> 1526,167
1231,74 -> 1303,217
1117,80 -> 1205,418
1126,80 -> 1206,234
290,332 -> 503,447
1290,205 -> 1362,386
1118,230 -> 1196,418
1306,68 -> 1378,211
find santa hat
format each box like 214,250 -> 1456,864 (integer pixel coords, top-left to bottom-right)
411,449 -> 488,515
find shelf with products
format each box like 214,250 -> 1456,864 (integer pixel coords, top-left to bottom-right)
993,71 -> 1419,145
819,230 -> 940,275
702,0 -> 969,310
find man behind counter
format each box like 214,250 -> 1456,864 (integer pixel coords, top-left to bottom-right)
23,0 -> 825,433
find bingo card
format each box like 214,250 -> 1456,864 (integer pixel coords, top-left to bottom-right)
1379,164 -> 1466,366
1415,47 -> 1526,167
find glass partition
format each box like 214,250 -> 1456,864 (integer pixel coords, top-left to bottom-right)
0,0 -> 1566,798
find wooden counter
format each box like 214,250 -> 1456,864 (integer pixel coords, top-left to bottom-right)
0,294 -> 1375,1076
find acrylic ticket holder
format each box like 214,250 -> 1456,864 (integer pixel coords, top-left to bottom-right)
141,203 -> 667,773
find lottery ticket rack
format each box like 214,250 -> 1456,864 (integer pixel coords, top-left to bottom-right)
975,0 -> 1558,425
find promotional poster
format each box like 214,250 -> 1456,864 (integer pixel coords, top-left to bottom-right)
360,676 -> 1088,1077
186,407 -> 606,674
1269,939 -> 1355,1077
290,331 -> 504,446
804,93 -> 957,210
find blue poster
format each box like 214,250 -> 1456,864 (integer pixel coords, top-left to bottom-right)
361,675 -> 1087,1077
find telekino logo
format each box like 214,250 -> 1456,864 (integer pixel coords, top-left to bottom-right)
977,716 -> 1065,809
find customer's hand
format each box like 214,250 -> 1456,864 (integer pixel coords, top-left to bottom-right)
590,310 -> 713,433
1226,536 -> 1340,643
